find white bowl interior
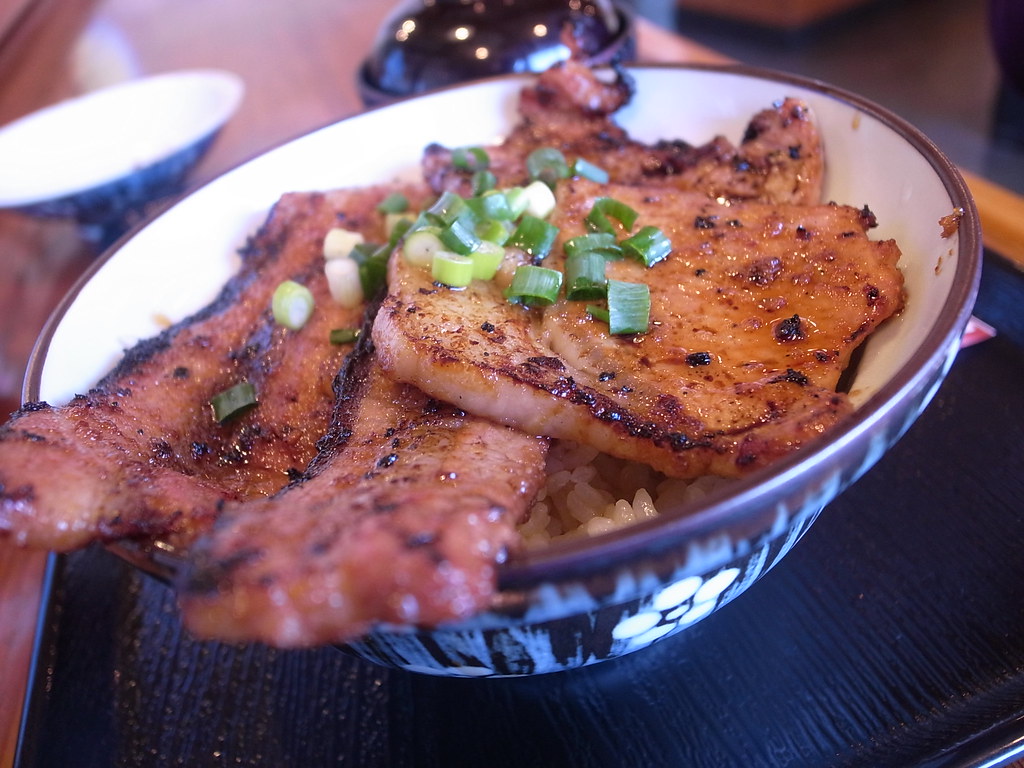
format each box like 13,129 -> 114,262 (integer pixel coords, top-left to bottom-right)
35,67 -> 964,417
0,69 -> 244,207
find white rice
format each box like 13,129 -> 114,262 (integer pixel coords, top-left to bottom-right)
517,440 -> 733,547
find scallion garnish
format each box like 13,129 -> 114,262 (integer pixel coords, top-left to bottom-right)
504,264 -> 562,306
564,232 -> 623,260
521,179 -> 557,219
324,257 -> 364,308
322,227 -> 365,260
607,280 -> 651,334
452,146 -> 490,172
622,225 -> 672,267
504,186 -> 530,220
271,280 -> 315,330
329,328 -> 361,345
376,192 -> 409,214
526,147 -> 570,187
347,241 -> 391,298
572,157 -> 609,184
472,169 -> 497,195
440,218 -> 482,255
470,241 -> 505,280
475,218 -> 511,245
506,215 -> 559,259
210,381 -> 257,423
403,228 -> 445,267
565,252 -> 608,301
473,190 -> 513,220
432,251 -> 475,287
586,304 -> 610,324
425,190 -> 467,227
586,197 -> 639,234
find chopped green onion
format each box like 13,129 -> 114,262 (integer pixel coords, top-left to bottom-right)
385,212 -> 415,239
607,279 -> 651,334
210,381 -> 257,423
376,192 -> 409,214
585,197 -> 639,234
329,327 -> 361,345
521,179 -> 557,219
346,241 -> 391,298
324,257 -> 364,307
271,280 -> 315,330
323,227 -> 365,260
440,218 -> 482,255
564,232 -> 623,259
425,190 -> 467,227
506,215 -> 559,259
586,304 -> 610,324
473,190 -> 513,220
472,169 -> 497,195
526,147 -> 570,187
504,187 -> 530,220
432,251 -> 474,287
360,254 -> 389,297
622,225 -> 672,267
452,146 -> 490,171
565,252 -> 608,301
475,218 -> 511,245
504,264 -> 562,306
572,157 -> 609,184
403,228 -> 445,268
470,241 -> 505,280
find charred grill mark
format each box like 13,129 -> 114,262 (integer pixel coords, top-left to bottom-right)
858,205 -> 878,229
746,257 -> 783,286
774,314 -> 806,342
525,356 -> 565,371
151,439 -> 175,460
770,368 -> 810,386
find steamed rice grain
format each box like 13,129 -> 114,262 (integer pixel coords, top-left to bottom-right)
518,440 -> 732,547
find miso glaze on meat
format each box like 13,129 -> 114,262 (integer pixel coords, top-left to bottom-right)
0,186 -> 423,550
372,180 -> 904,479
178,333 -> 547,647
423,60 -> 824,206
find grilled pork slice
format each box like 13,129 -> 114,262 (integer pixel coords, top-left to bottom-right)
178,335 -> 548,647
0,186 -> 426,550
423,60 -> 824,205
373,180 -> 905,479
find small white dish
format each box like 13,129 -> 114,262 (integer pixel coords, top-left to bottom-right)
0,69 -> 244,235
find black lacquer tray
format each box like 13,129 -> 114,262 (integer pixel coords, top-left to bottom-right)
15,251 -> 1024,768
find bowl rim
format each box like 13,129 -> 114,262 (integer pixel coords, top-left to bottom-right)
21,62 -> 982,591
0,68 -> 245,208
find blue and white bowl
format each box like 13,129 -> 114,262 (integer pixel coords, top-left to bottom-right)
0,69 -> 243,239
27,65 -> 981,677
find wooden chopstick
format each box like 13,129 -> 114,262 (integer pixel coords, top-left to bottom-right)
960,168 -> 1024,270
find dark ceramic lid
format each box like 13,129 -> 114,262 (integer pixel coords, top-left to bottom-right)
361,0 -> 633,100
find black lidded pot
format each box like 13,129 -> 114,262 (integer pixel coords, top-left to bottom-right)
358,0 -> 635,106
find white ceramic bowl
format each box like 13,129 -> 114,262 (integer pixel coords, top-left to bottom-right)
0,69 -> 243,235
26,65 -> 981,677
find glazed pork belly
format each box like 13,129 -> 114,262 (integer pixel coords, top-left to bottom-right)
178,333 -> 548,647
423,60 -> 824,206
372,179 -> 905,479
0,185 -> 424,550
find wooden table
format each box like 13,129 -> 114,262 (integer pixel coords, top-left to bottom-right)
0,4 -> 728,765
